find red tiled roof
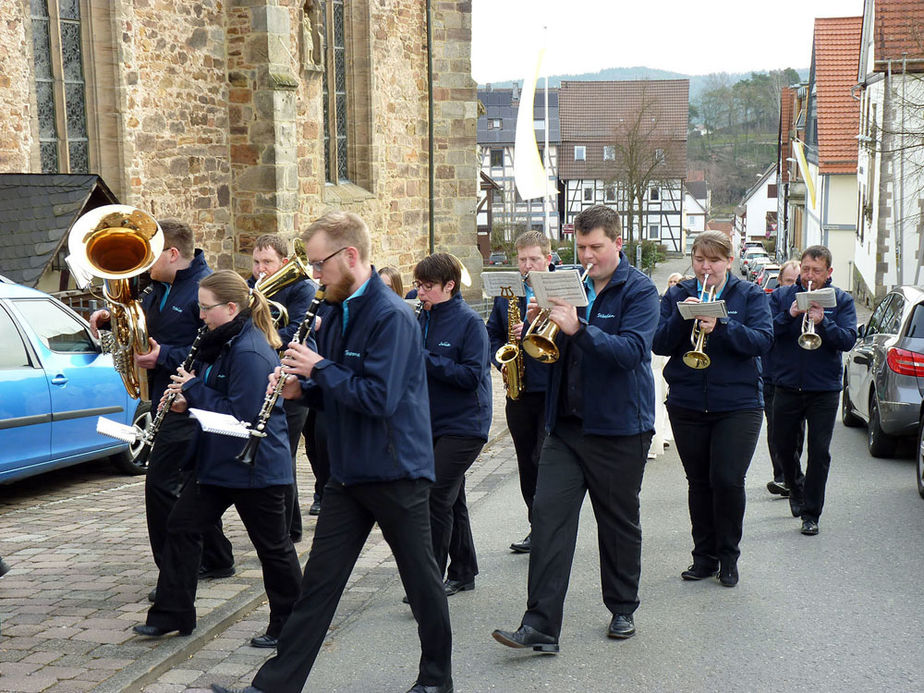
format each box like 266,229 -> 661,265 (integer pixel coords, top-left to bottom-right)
706,220 -> 733,234
813,17 -> 862,174
558,80 -> 688,180
779,86 -> 795,183
874,0 -> 924,67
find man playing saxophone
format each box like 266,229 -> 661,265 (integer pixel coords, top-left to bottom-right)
486,230 -> 553,554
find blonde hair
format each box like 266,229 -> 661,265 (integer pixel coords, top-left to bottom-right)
199,270 -> 281,349
377,267 -> 404,296
303,211 -> 371,262
691,231 -> 733,259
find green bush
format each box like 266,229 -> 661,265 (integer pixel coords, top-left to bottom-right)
624,240 -> 667,272
556,245 -> 574,264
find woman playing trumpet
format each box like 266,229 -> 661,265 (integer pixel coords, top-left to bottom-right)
653,232 -> 772,587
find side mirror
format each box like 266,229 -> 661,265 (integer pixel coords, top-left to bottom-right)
857,324 -> 866,338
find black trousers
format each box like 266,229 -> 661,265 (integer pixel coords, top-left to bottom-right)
144,411 -> 232,571
763,383 -> 805,485
146,481 -> 301,637
772,388 -> 840,522
283,398 -> 310,539
302,409 -> 330,503
430,435 -> 484,583
505,391 -> 546,525
522,418 -> 650,638
668,405 -> 763,568
252,478 -> 452,692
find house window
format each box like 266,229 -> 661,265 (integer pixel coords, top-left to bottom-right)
533,119 -> 544,130
574,145 -> 586,161
322,0 -> 349,182
490,149 -> 503,168
604,186 -> 616,202
649,224 -> 659,240
767,184 -> 778,198
490,118 -> 502,129
654,148 -> 664,163
603,145 -> 615,161
583,187 -> 593,201
30,0 -> 89,173
650,187 -> 660,201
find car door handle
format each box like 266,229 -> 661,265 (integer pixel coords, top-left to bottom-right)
51,374 -> 69,386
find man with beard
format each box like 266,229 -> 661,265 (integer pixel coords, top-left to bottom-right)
211,211 -> 452,693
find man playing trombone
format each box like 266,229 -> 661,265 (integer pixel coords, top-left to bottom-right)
492,205 -> 659,652
768,246 -> 857,536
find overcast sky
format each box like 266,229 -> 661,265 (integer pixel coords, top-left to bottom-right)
472,0 -> 865,83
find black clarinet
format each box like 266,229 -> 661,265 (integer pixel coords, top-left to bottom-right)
138,325 -> 208,448
236,286 -> 327,466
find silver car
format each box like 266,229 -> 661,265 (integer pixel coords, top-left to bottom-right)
842,286 -> 924,462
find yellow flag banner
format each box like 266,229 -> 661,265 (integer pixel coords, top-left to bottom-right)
791,139 -> 817,209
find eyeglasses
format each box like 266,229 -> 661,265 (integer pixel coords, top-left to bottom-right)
198,301 -> 229,312
412,281 -> 437,292
308,247 -> 348,273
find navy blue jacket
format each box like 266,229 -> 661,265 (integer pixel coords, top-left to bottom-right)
653,273 -> 773,412
768,278 -> 857,392
486,294 -> 551,394
141,249 -> 211,404
546,252 -> 659,436
762,285 -> 787,386
301,269 -> 435,485
181,319 -> 292,488
418,293 -> 492,440
247,275 -> 318,346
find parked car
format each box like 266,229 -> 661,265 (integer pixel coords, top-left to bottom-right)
842,285 -> 924,460
755,263 -> 781,288
487,252 -> 508,266
747,256 -> 773,282
743,240 -> 765,251
739,247 -> 770,277
550,251 -> 562,266
760,270 -> 781,293
0,281 -> 151,484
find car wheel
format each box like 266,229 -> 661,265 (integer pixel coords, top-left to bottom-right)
841,374 -> 863,427
867,395 -> 897,458
917,415 -> 924,499
110,400 -> 152,475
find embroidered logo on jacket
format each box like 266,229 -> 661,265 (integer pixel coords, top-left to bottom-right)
596,313 -> 615,319
171,306 -> 183,313
438,341 -> 451,347
344,350 -> 361,358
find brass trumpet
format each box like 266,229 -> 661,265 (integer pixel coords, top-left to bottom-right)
798,280 -> 822,350
682,274 -> 716,370
522,264 -> 592,363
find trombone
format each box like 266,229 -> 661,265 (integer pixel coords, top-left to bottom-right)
682,274 -> 716,370
522,264 -> 592,363
798,280 -> 822,350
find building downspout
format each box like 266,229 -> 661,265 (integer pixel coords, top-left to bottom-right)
897,54 -> 906,284
426,0 -> 435,255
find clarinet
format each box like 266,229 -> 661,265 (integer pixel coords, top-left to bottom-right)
236,285 -> 327,466
138,325 -> 208,448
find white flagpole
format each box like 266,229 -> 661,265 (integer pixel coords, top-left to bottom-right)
543,26 -> 550,241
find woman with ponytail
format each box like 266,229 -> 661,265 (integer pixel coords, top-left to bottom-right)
134,270 -> 301,649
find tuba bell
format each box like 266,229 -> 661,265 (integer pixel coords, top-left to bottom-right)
67,205 -> 165,400
255,238 -> 314,326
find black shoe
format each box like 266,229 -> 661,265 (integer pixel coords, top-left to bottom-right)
0,558 -> 10,578
801,519 -> 819,536
308,501 -> 321,516
199,565 -> 235,580
509,533 -> 531,553
210,686 -> 263,693
249,633 -> 278,648
680,564 -> 718,581
789,495 -> 804,518
607,613 -> 636,639
492,624 -> 559,653
406,681 -> 453,693
132,623 -> 193,637
766,480 -> 790,497
148,588 -> 157,603
443,578 -> 474,596
719,563 -> 739,587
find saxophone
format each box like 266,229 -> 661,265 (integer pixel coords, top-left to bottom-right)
494,286 -> 526,400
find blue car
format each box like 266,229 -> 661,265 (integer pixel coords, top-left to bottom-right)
0,278 -> 151,484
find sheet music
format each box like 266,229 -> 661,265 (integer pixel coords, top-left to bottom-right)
527,269 -> 588,308
677,300 -> 728,320
96,416 -> 139,444
796,287 -> 836,310
189,408 -> 252,439
481,271 -> 525,298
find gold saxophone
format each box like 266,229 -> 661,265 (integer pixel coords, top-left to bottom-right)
494,286 -> 526,400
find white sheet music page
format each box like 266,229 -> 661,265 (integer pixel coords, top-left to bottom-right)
96,416 -> 138,444
527,269 -> 588,308
481,272 -> 525,298
796,287 -> 837,310
677,300 -> 729,320
188,408 -> 252,439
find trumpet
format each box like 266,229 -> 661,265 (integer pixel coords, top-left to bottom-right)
522,264 -> 592,363
798,280 -> 822,350
682,274 -> 715,370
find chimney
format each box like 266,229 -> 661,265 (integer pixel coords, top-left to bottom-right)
511,81 -> 519,104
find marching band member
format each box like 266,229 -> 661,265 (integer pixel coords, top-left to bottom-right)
492,205 -> 659,652
414,253 -> 492,597
653,231 -> 772,587
134,270 -> 301,648
485,230 -> 553,553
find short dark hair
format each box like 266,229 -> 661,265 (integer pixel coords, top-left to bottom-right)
515,230 -> 551,254
254,233 -> 288,259
158,219 -> 195,260
574,205 -> 622,241
414,253 -> 461,296
801,245 -> 832,269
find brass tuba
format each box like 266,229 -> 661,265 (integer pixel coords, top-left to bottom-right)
255,238 -> 314,326
494,286 -> 525,400
67,205 -> 165,400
